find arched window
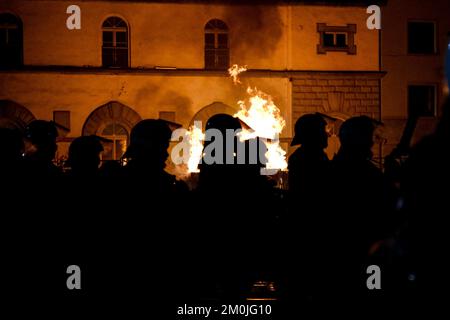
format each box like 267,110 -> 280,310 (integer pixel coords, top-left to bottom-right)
102,17 -> 129,68
204,19 -> 229,70
0,13 -> 23,68
100,123 -> 129,160
83,101 -> 141,161
0,100 -> 35,131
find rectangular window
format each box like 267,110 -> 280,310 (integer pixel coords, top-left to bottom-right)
0,14 -> 23,68
115,31 -> 127,47
205,33 -> 215,49
408,85 -> 436,117
317,23 -> 356,55
102,31 -> 113,47
217,34 -> 228,49
323,32 -> 348,48
205,33 -> 229,69
204,19 -> 229,70
323,33 -> 334,47
101,17 -> 129,69
408,21 -> 436,54
336,33 -> 347,47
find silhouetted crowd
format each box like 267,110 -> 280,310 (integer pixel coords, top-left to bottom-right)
2,99 -> 450,317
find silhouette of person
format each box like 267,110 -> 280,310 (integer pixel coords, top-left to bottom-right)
325,116 -> 395,304
61,135 -> 105,301
193,113 -> 277,303
66,135 -> 104,177
122,119 -> 187,193
0,127 -> 24,179
197,114 -> 269,193
288,113 -> 330,199
400,97 -> 450,307
22,120 -> 60,178
283,113 -> 331,307
71,120 -> 189,306
0,127 -> 24,209
8,121 -> 63,303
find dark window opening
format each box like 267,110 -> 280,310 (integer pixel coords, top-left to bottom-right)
0,13 -> 23,68
323,32 -> 348,48
205,19 -> 229,70
408,85 -> 436,117
408,21 -> 436,54
317,23 -> 356,55
102,17 -> 129,68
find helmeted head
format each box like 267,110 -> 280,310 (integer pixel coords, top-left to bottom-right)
25,120 -> 58,146
205,113 -> 241,133
338,116 -> 375,159
67,135 -> 104,174
199,113 -> 265,192
291,113 -> 328,149
24,120 -> 58,161
203,113 -> 242,165
124,119 -> 172,168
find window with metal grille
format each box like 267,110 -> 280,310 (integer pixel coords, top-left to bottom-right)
102,17 -> 129,68
0,13 -> 23,68
205,19 -> 229,70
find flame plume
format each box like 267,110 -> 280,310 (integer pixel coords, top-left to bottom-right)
228,64 -> 247,85
186,123 -> 205,173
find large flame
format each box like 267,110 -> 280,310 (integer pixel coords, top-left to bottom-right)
228,64 -> 247,85
234,87 -> 287,172
264,140 -> 287,171
185,122 -> 205,173
235,87 -> 285,140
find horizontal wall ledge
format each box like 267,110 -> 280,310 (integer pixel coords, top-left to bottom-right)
0,66 -> 386,79
34,0 -> 388,7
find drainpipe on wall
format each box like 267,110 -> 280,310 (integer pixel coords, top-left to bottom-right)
379,27 -> 383,167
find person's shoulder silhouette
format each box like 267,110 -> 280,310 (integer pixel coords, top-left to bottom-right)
0,127 -> 24,179
330,116 -> 394,258
22,120 -> 61,178
123,119 -> 187,193
288,113 -> 330,195
66,135 -> 103,178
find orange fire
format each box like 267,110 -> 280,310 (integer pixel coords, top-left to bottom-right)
234,88 -> 287,172
228,64 -> 247,85
235,87 -> 286,140
230,65 -> 287,172
186,122 -> 205,173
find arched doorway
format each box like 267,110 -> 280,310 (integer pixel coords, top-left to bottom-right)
0,100 -> 36,131
83,101 -> 141,160
189,101 -> 238,130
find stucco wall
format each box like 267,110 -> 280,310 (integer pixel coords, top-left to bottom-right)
290,6 -> 379,71
0,71 -> 290,136
381,0 -> 450,153
1,0 -> 379,70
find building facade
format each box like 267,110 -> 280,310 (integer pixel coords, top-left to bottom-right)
0,0 -> 447,169
381,0 -> 450,155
